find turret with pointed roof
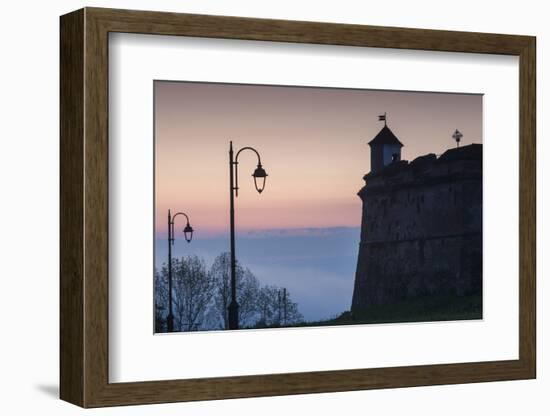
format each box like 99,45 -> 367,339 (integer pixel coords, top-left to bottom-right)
369,123 -> 403,174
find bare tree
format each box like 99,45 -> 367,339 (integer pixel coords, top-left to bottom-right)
156,252 -> 304,332
209,252 -> 232,329
156,256 -> 215,332
177,255 -> 215,331
255,285 -> 303,327
237,268 -> 261,327
255,284 -> 280,327
154,266 -> 169,333
209,253 -> 263,329
278,288 -> 303,326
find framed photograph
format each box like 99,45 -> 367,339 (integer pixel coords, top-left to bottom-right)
60,7 -> 536,408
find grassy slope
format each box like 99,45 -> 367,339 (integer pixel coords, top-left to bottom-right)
295,291 -> 483,328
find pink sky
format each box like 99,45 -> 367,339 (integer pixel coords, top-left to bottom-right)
155,81 -> 482,236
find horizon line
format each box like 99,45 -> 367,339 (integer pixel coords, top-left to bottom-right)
155,225 -> 361,239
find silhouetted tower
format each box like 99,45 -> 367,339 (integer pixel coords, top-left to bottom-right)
368,113 -> 404,174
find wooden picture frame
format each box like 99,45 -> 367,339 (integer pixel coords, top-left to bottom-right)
60,7 -> 536,408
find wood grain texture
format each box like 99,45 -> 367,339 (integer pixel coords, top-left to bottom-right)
518,37 -> 536,375
83,10 -> 110,406
59,8 -> 84,407
59,7 -> 537,408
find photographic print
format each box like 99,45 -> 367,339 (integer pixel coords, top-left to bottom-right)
154,81 -> 482,333
60,10 -> 535,406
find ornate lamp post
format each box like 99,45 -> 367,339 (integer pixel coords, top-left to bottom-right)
228,141 -> 268,330
166,209 -> 194,332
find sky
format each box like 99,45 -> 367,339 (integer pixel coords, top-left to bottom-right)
155,81 -> 482,236
154,81 -> 482,320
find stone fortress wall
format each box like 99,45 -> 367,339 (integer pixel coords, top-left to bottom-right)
351,144 -> 482,310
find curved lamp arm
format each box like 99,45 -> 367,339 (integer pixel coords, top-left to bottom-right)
233,146 -> 266,196
235,146 -> 262,165
170,212 -> 193,244
171,212 -> 190,224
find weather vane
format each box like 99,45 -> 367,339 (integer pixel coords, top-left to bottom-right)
452,129 -> 463,148
378,112 -> 387,126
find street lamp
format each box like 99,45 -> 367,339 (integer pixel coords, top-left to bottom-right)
228,141 -> 268,330
252,164 -> 268,194
166,209 -> 194,332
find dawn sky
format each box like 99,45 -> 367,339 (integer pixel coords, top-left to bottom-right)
155,81 -> 482,237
